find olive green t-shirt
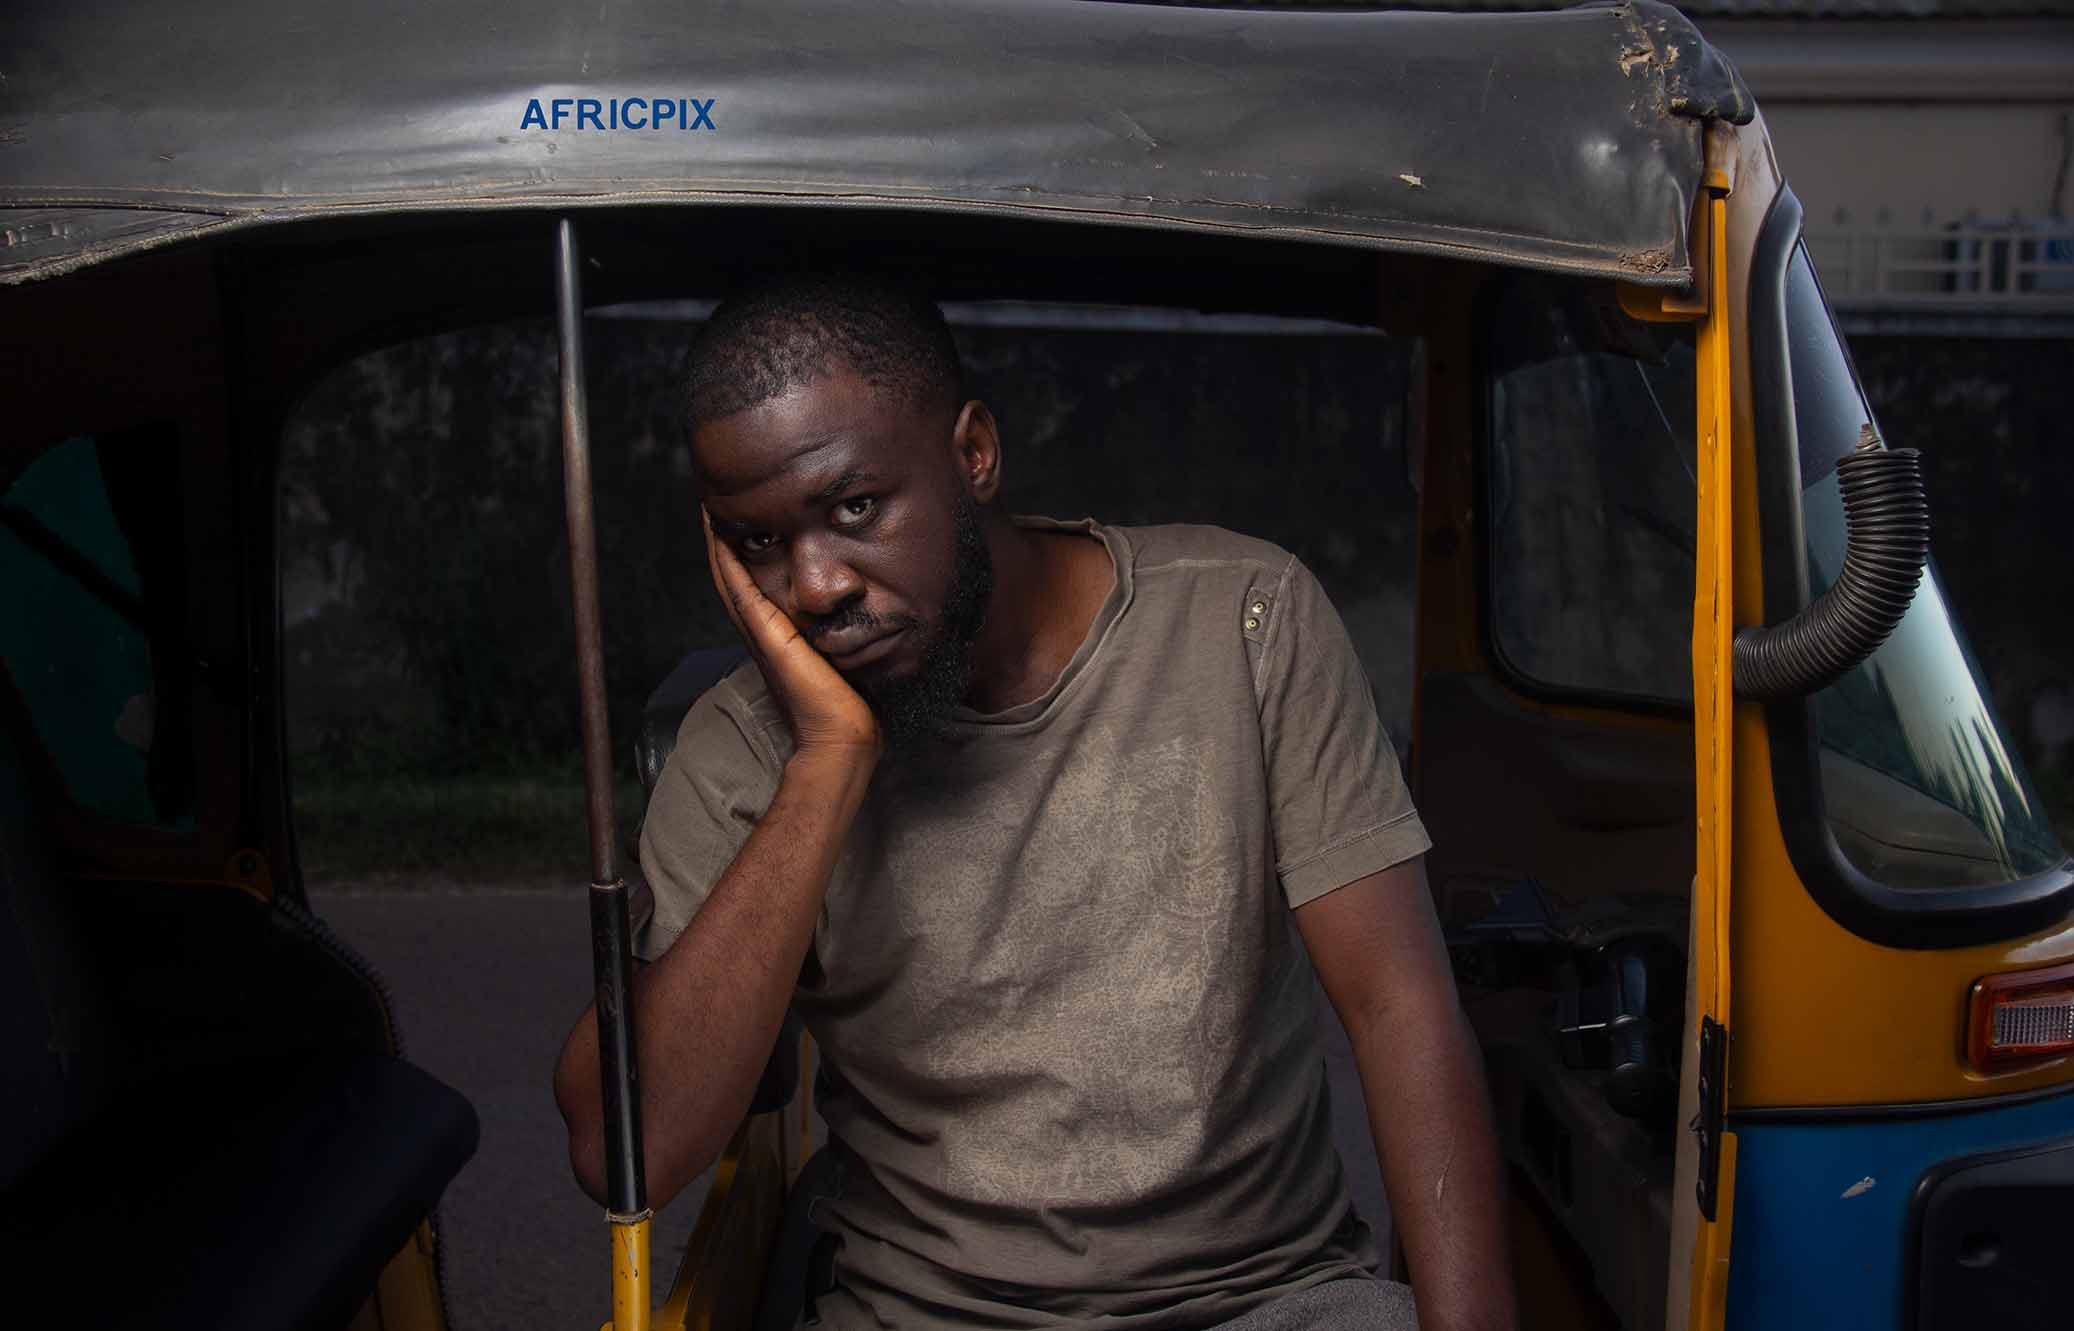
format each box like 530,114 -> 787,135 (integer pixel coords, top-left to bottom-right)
637,516 -> 1431,1329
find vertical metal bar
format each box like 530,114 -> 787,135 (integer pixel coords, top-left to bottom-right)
557,218 -> 619,889
555,216 -> 651,1329
587,874 -> 647,1217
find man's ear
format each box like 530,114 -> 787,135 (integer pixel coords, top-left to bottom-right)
952,399 -> 1003,504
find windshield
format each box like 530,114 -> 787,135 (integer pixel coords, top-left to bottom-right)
1785,244 -> 2064,888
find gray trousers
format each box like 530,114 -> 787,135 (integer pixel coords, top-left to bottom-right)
1210,1277 -> 1420,1330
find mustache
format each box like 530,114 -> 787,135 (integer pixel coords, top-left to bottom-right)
808,606 -> 921,647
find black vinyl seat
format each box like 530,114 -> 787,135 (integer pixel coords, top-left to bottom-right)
1,702 -> 479,1330
752,1145 -> 845,1331
3,1050 -> 479,1331
635,644 -> 750,797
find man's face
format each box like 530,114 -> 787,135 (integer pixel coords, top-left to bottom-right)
693,365 -> 993,752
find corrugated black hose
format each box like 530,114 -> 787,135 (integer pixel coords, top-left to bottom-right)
1732,424 -> 1930,701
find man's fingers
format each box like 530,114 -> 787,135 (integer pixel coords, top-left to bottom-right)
702,506 -> 754,641
745,596 -> 801,643
702,506 -> 803,660
696,508 -> 880,758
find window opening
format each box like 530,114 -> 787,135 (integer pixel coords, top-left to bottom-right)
1486,279 -> 1698,706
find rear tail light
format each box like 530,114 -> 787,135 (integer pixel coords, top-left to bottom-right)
1967,961 -> 2074,1071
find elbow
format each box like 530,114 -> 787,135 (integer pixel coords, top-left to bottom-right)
566,1120 -> 720,1214
550,1013 -> 733,1211
566,1124 -> 611,1207
556,1085 -> 613,1207
553,1064 -> 716,1211
553,1034 -> 612,1206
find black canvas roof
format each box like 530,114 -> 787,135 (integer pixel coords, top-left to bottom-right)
0,0 -> 1751,286
1128,0 -> 2074,15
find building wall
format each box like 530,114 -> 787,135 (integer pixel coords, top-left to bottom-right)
1757,102 -> 2068,226
1701,17 -> 2074,229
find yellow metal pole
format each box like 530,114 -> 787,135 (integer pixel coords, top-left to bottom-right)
1685,184 -> 1740,1331
611,1215 -> 654,1331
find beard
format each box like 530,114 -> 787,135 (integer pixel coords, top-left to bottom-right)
851,491 -> 993,757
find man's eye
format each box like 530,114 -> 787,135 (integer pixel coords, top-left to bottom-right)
830,496 -> 878,530
739,533 -> 778,555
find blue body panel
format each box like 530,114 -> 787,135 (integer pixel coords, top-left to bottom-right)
1724,1089 -> 2074,1328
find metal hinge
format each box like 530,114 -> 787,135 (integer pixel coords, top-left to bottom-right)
1691,1016 -> 1729,1221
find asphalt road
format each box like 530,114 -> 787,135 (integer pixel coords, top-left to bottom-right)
312,884 -> 1393,1331
311,885 -> 706,1331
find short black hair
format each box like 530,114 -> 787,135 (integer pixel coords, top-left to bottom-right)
683,270 -> 964,434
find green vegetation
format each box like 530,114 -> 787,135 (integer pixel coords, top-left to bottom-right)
280,317 -> 1422,887
294,764 -> 647,886
279,319 -> 2074,884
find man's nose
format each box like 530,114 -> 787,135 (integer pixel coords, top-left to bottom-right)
786,536 -> 867,619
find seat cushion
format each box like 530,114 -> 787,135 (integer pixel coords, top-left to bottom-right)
754,1145 -> 845,1331
3,1049 -> 478,1331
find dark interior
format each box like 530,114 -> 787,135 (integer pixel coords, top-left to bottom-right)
0,557 -> 478,1329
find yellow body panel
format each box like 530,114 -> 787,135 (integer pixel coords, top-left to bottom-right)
71,848 -> 276,905
656,1113 -> 788,1331
345,1222 -> 451,1331
1728,719 -> 2074,1105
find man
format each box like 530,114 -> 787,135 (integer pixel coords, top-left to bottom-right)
554,273 -> 1515,1330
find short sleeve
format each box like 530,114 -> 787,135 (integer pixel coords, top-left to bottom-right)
1257,554 -> 1431,908
634,680 -> 783,962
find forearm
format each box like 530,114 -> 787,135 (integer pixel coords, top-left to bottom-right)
1352,1004 -> 1517,1331
554,748 -> 873,1206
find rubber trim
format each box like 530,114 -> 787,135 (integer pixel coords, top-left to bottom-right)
1730,1079 -> 2074,1125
